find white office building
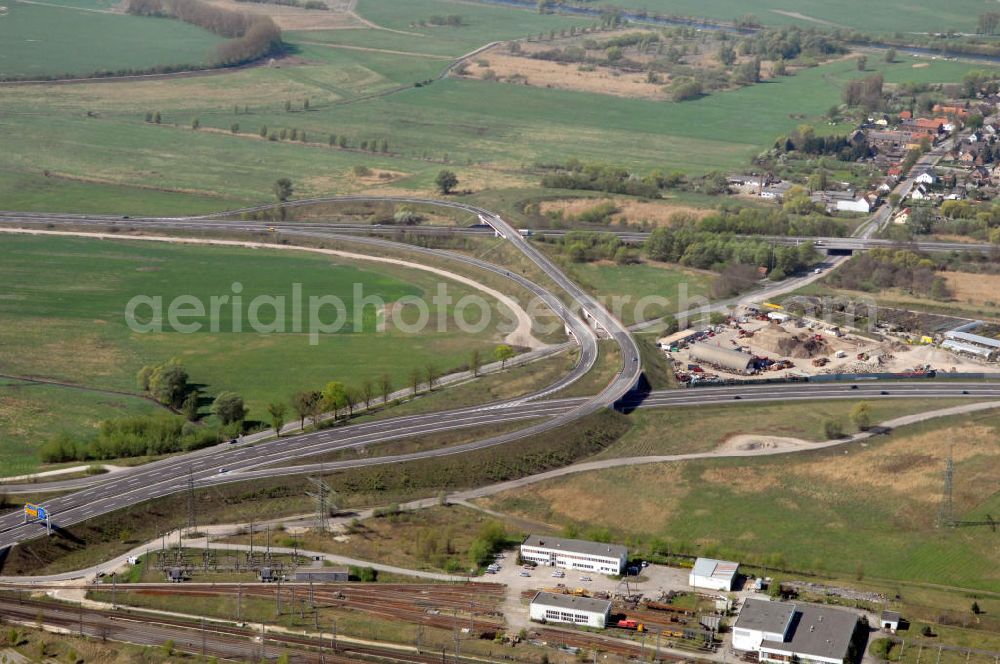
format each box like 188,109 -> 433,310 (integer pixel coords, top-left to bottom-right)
689,557 -> 740,591
733,598 -> 859,664
520,535 -> 627,575
529,591 -> 612,629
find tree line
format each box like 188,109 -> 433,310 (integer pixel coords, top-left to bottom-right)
125,0 -> 282,66
825,248 -> 950,298
284,345 -> 515,432
235,0 -> 327,9
645,227 -> 819,279
40,359 -> 247,462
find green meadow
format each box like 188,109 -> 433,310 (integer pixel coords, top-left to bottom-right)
0,0 -> 224,78
544,0 -> 994,34
0,377 -> 160,477
0,42 -> 983,215
0,235 -> 513,469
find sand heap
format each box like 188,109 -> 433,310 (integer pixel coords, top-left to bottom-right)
752,322 -> 828,359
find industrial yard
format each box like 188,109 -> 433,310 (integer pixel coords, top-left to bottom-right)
661,307 -> 996,384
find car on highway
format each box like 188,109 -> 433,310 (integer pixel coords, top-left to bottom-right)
218,468 -> 229,474
519,571 -> 531,577
229,438 -> 239,445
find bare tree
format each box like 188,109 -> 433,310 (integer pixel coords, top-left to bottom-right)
379,374 -> 392,405
425,364 -> 439,391
361,380 -> 374,410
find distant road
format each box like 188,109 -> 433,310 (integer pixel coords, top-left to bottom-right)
0,197 -> 989,555
1,212 -> 988,254
0,197 -> 640,552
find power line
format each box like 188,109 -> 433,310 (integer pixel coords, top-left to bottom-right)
306,476 -> 335,532
938,445 -> 955,528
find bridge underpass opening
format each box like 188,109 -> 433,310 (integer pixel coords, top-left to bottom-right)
825,248 -> 854,257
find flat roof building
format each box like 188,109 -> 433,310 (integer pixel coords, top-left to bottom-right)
529,591 -> 612,629
657,329 -> 700,349
733,599 -> 859,664
521,535 -> 627,575
689,558 -> 740,591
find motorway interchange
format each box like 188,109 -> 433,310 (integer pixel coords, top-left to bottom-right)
2,198 -> 999,664
1,198 -> 997,549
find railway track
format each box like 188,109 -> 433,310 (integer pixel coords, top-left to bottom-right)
85,581 -> 507,634
0,593 -> 512,663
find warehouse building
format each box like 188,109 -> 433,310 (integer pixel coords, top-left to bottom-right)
529,591 -> 612,629
688,343 -> 755,374
657,329 -> 700,349
942,328 -> 1000,361
520,535 -> 627,575
689,558 -> 740,591
733,599 -> 859,664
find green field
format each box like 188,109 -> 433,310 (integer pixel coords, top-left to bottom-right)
539,0 -> 996,34
483,406 -> 1000,592
600,399 -> 973,457
0,0 -> 224,78
0,7 -> 988,215
0,235 -> 514,471
0,378 -> 160,477
563,261 -> 714,325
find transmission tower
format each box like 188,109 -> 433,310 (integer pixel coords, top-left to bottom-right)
937,446 -> 955,528
306,476 -> 335,532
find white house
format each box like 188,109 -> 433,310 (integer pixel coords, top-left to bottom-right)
910,183 -> 930,200
836,194 -> 874,214
733,599 -> 859,664
689,557 -> 739,591
529,591 -> 612,629
914,170 -> 937,185
881,610 -> 901,633
520,535 -> 627,575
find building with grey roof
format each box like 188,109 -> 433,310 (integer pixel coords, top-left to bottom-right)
521,535 -> 627,575
733,599 -> 859,664
688,343 -> 755,374
689,557 -> 740,591
529,591 -> 612,629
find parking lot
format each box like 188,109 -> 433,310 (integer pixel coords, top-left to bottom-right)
488,550 -> 702,629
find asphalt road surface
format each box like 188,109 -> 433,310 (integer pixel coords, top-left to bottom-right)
0,196 -> 989,556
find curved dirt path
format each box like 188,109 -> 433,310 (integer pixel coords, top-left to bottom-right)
7,400 -> 997,583
451,400 -> 1000,500
0,227 -> 547,350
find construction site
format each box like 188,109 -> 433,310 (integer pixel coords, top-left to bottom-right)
660,306 -> 996,384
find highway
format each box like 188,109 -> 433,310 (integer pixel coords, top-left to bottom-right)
1,381 -> 997,496
0,195 -> 987,555
0,198 -> 642,551
1,211 -> 994,254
